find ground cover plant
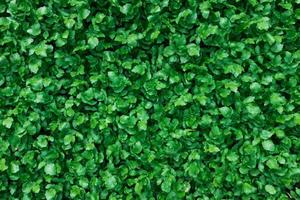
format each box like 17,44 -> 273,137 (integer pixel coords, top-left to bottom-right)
0,0 -> 300,199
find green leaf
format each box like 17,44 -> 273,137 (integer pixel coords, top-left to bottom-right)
105,175 -> 117,190
224,81 -> 240,92
150,30 -> 160,40
120,4 -> 132,15
44,163 -> 56,176
265,185 -> 276,195
262,140 -> 275,151
36,135 -> 48,148
27,23 -> 41,36
270,93 -> 286,106
0,158 -> 8,171
266,158 -> 279,169
79,9 -> 90,19
29,59 -> 42,74
10,161 -> 19,173
64,18 -> 76,29
206,144 -> 220,153
64,134 -> 75,145
296,9 -> 300,20
224,63 -> 244,77
132,141 -> 143,154
187,44 -> 200,56
260,130 -> 273,140
108,71 -> 129,93
246,104 -> 261,116
88,37 -> 99,49
187,162 -> 200,177
3,117 -> 13,129
163,46 -> 175,57
70,185 -> 81,198
271,43 -> 284,53
32,182 -> 41,193
94,13 -> 106,23
161,179 -> 172,193
132,64 -> 146,75
243,183 -> 256,194
37,6 -> 48,16
294,113 -> 300,125
257,17 -> 270,30
34,42 -> 49,57
0,138 -> 9,153
174,93 -> 192,107
45,188 -> 56,200
226,152 -> 239,162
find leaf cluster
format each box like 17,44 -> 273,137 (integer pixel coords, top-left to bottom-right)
0,0 -> 300,199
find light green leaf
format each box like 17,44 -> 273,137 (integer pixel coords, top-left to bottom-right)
37,6 -> 48,16
27,24 -> 41,36
132,64 -> 146,75
265,184 -> 276,195
3,117 -> 13,129
266,158 -> 279,169
161,179 -> 172,193
45,188 -> 56,200
0,158 -> 7,171
29,60 -> 42,74
294,113 -> 300,125
44,163 -> 56,176
151,30 -> 160,40
10,162 -> 19,173
64,18 -> 76,29
270,93 -> 286,106
64,134 -> 75,145
36,135 -> 48,148
243,183 -> 256,194
257,17 -> 270,30
105,176 -> 117,189
187,44 -> 200,56
260,130 -> 273,140
88,37 -> 99,49
224,64 -> 244,77
80,9 -> 90,19
132,141 -> 143,154
262,140 -> 275,151
206,144 -> 220,153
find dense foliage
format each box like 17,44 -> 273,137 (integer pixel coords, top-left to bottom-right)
1,0 -> 300,199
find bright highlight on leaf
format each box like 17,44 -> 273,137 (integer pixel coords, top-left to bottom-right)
3,117 -> 13,129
